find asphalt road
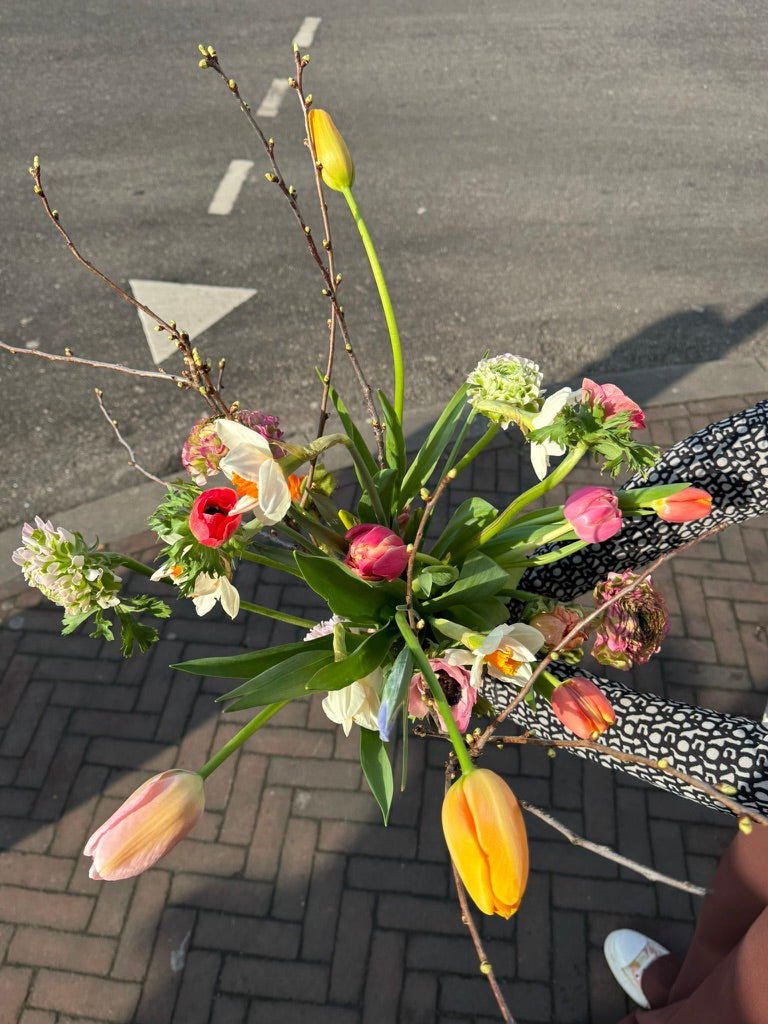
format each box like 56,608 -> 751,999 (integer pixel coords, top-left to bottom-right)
3,0 -> 768,532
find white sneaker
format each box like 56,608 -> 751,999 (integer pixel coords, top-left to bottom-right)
603,929 -> 670,1009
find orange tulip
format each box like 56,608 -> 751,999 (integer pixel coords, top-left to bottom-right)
441,768 -> 529,917
551,677 -> 615,739
650,487 -> 712,523
307,109 -> 355,191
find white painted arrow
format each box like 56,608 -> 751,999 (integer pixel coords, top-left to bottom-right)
128,279 -> 256,364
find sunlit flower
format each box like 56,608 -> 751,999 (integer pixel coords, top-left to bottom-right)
84,769 -> 204,880
529,605 -> 591,651
344,524 -> 409,582
189,488 -> 242,547
307,109 -> 355,191
650,487 -> 713,523
592,571 -> 669,670
564,486 -> 623,543
442,768 -> 529,917
322,670 -> 383,736
582,378 -> 645,430
466,354 -> 543,428
408,657 -> 477,733
529,386 -> 578,480
303,614 -> 344,641
12,517 -> 122,617
181,417 -> 228,486
191,572 -> 240,619
461,622 -> 545,691
551,677 -> 615,738
214,419 -> 292,524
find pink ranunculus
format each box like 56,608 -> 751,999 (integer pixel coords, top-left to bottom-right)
592,571 -> 670,670
84,769 -> 205,881
551,677 -> 616,739
650,487 -> 713,523
582,378 -> 646,431
189,488 -> 242,547
529,605 -> 591,651
564,487 -> 623,543
409,659 -> 477,733
344,524 -> 409,582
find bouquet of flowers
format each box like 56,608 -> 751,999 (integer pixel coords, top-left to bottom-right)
9,41 -> 745,1015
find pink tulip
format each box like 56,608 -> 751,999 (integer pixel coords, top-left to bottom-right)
551,677 -> 616,739
582,378 -> 645,430
650,487 -> 712,523
189,488 -> 242,547
84,769 -> 205,881
344,524 -> 409,582
564,487 -> 623,543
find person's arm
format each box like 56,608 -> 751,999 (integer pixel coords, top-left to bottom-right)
483,668 -> 768,816
520,401 -> 768,601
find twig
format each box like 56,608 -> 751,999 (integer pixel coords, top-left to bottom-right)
0,340 -> 191,387
519,800 -> 707,896
94,389 -> 168,486
405,469 -> 457,628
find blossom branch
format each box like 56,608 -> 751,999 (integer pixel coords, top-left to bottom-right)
94,389 -> 168,486
198,47 -> 385,466
0,339 -> 191,387
27,158 -> 230,419
519,800 -> 707,895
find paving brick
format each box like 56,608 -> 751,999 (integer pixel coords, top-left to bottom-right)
89,876 -> 136,936
18,1010 -> 57,1024
29,969 -> 140,1021
161,837 -> 246,877
194,911 -> 300,958
210,994 -> 248,1024
133,907 -> 196,1024
219,954 -> 328,1000
0,654 -> 39,730
245,785 -> 292,881
246,1002 -> 358,1024
301,850 -> 346,962
31,734 -> 89,821
362,929 -> 406,1023
0,680 -> 52,757
0,885 -> 93,928
400,970 -> 438,1024
218,752 -> 267,845
171,949 -> 221,1024
0,964 -> 32,1024
329,890 -> 375,1005
7,925 -> 116,973
112,870 -> 171,981
273,817 -> 318,920
169,873 -> 271,917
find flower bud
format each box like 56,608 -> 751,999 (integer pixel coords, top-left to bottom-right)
551,677 -> 616,738
84,769 -> 205,880
189,488 -> 242,547
564,486 -> 623,543
582,378 -> 645,430
344,524 -> 409,582
441,769 -> 529,917
307,109 -> 355,191
650,487 -> 712,523
529,605 -> 590,651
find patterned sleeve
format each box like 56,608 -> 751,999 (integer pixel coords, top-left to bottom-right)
482,668 -> 768,816
520,400 -> 768,601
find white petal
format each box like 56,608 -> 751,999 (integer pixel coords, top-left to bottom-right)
255,459 -> 292,524
529,442 -> 549,481
214,418 -> 273,456
219,578 -> 240,619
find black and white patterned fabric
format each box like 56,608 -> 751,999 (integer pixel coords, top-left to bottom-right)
521,400 -> 768,601
486,402 -> 768,816
484,665 -> 768,816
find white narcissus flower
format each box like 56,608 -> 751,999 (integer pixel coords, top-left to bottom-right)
456,622 -> 545,691
214,419 -> 292,524
322,670 -> 383,736
529,387 -> 578,481
191,572 -> 240,619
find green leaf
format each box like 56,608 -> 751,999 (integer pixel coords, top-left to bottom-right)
295,552 -> 405,625
378,390 -> 406,481
617,482 -> 693,511
357,468 -> 398,526
400,383 -> 469,505
360,727 -> 393,825
411,563 -> 459,599
306,626 -> 395,692
438,597 -> 510,632
421,551 -> 509,613
378,646 -> 413,742
173,635 -> 343,679
430,497 -> 499,560
219,649 -> 336,710
326,382 -> 379,486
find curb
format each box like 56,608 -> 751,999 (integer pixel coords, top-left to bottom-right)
3,355 -> 767,602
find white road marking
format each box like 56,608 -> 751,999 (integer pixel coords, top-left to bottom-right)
128,279 -> 257,364
256,17 -> 322,118
293,15 -> 321,49
207,159 -> 254,216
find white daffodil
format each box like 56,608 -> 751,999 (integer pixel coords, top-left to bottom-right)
460,622 -> 545,691
190,572 -> 240,619
322,670 -> 383,736
214,419 -> 292,524
529,386 -> 578,481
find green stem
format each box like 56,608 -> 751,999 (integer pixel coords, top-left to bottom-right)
339,436 -> 388,525
198,701 -> 288,780
458,442 -> 588,557
115,556 -> 155,578
239,601 -> 316,628
342,186 -> 404,422
395,610 -> 475,776
241,550 -> 302,577
288,506 -> 347,553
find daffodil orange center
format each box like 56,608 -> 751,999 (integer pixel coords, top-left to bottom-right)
484,648 -> 522,676
231,471 -> 304,502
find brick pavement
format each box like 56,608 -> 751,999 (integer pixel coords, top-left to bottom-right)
0,394 -> 766,1024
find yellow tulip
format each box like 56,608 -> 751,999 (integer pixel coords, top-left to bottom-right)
307,109 -> 355,191
441,768 -> 529,917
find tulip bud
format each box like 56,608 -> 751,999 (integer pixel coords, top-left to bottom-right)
344,524 -> 409,582
564,486 -> 623,543
441,769 -> 529,918
189,488 -> 243,547
307,109 -> 355,191
650,486 -> 712,523
550,677 -> 616,739
84,769 -> 205,880
582,378 -> 645,430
